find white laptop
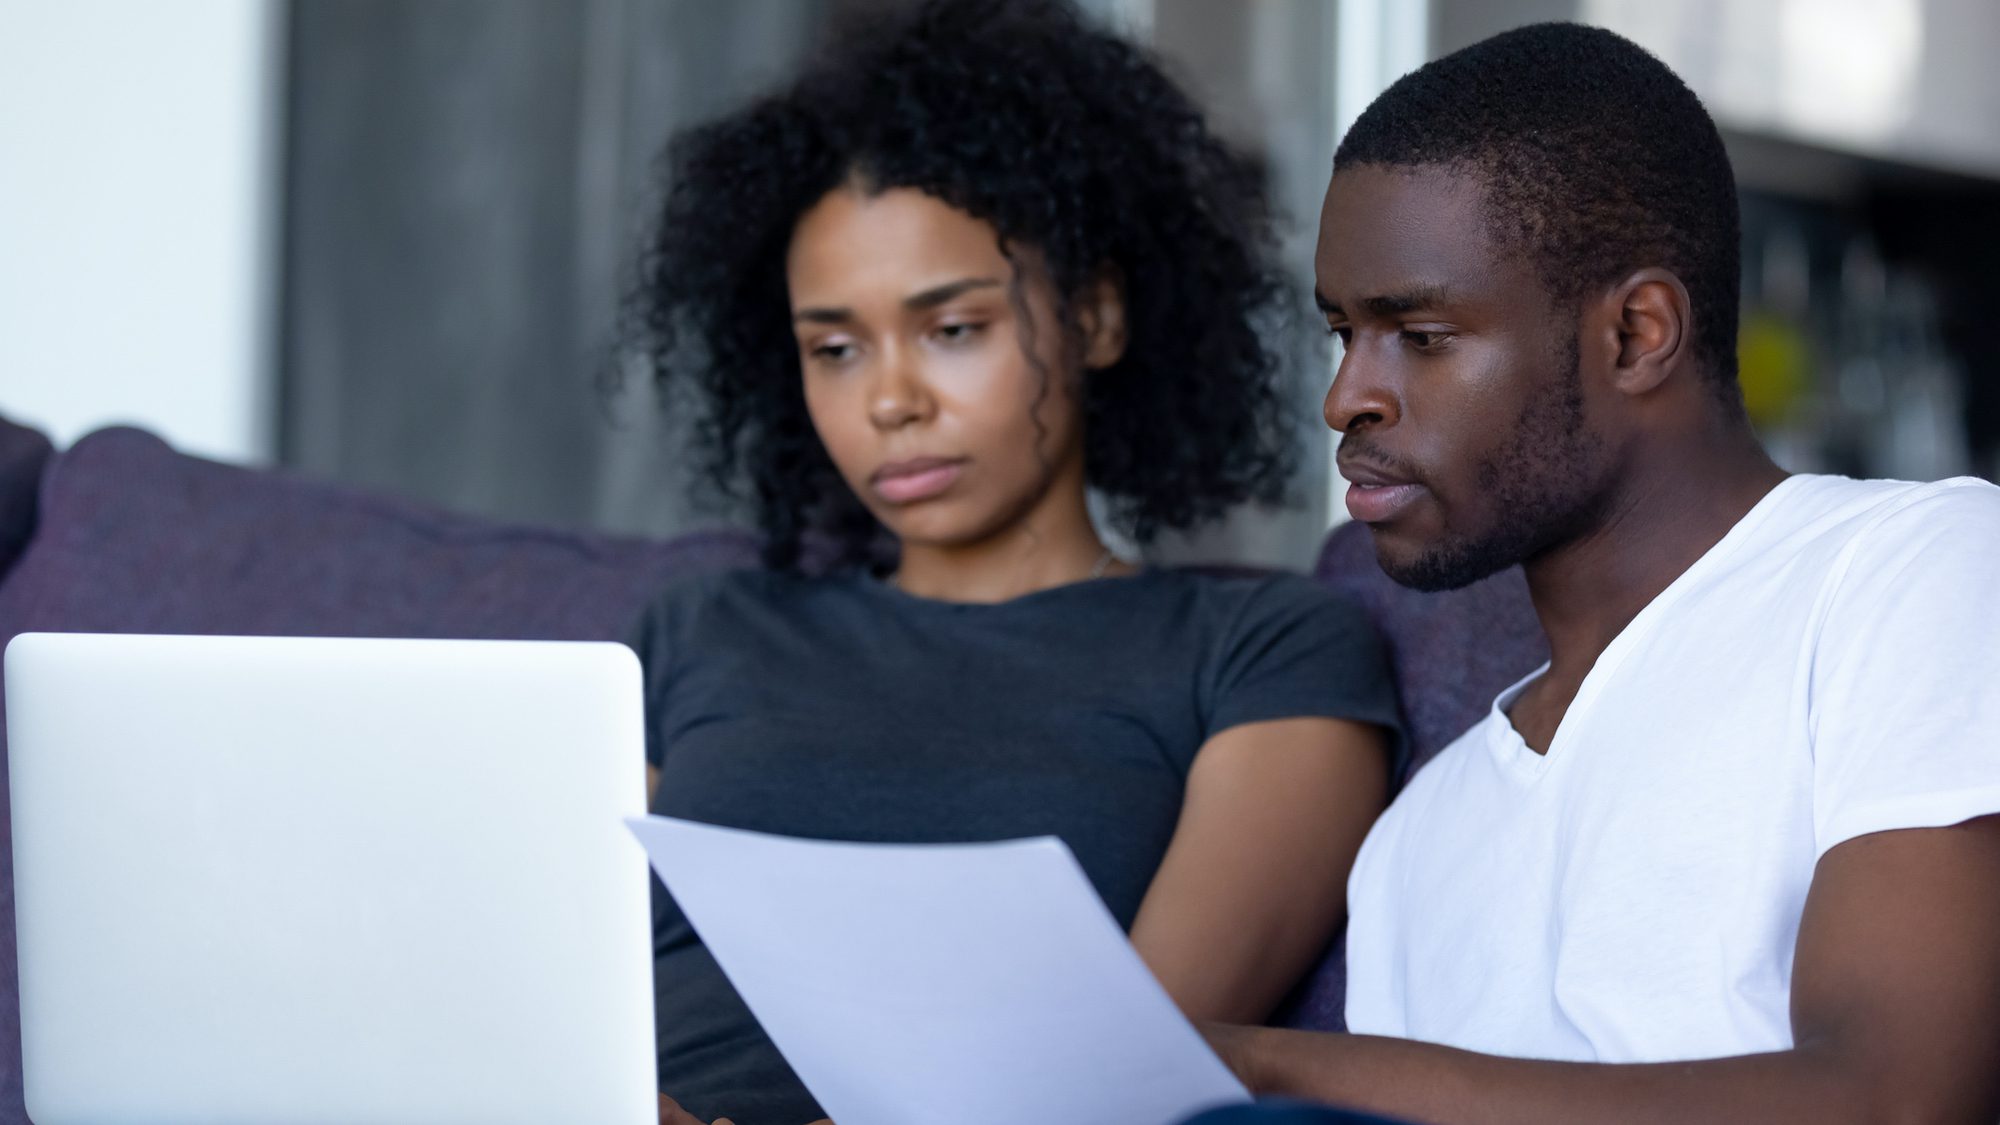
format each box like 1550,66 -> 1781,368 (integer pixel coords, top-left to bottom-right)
4,633 -> 657,1125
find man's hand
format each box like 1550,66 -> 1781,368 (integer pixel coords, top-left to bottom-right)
1203,818 -> 2000,1125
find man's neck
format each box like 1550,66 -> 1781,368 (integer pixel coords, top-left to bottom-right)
1506,431 -> 1787,754
1525,427 -> 1788,688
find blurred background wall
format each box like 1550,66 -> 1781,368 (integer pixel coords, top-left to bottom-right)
0,0 -> 283,464
2,0 -> 1996,567
1438,0 -> 2000,491
271,0 -> 1364,565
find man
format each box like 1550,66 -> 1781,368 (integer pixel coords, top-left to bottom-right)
1203,21 -> 2000,1125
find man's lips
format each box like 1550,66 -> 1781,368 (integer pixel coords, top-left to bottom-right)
1338,457 -> 1428,524
870,457 -> 966,504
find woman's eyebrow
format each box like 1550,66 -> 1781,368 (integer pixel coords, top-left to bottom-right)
793,277 -> 1003,324
793,306 -> 853,324
905,277 -> 1003,310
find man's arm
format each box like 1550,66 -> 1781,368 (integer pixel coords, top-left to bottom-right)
1210,815 -> 2000,1125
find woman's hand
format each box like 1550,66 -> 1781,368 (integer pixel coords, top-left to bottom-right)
657,1094 -> 732,1125
657,1094 -> 831,1125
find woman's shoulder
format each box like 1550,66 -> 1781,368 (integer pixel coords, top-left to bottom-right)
633,565 -> 859,628
1154,569 -> 1390,692
626,568 -> 878,683
1163,569 -> 1401,749
1145,567 -> 1372,632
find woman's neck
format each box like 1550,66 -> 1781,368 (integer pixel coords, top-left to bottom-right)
890,487 -> 1125,604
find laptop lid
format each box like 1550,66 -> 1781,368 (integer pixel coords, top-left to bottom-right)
5,633 -> 656,1125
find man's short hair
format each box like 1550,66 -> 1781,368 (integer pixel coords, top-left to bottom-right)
1336,23 -> 1742,394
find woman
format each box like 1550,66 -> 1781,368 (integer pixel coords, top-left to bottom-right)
626,2 -> 1401,1122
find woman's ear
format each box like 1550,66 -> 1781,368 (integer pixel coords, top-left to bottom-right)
1078,268 -> 1128,370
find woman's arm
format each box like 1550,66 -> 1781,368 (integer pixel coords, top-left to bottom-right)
1128,716 -> 1390,1024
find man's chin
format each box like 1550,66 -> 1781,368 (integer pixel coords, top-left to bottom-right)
1372,532 -> 1513,593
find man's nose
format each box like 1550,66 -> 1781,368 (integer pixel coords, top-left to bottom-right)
1323,339 -> 1399,434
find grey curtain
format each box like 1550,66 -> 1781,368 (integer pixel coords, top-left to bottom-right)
282,0 -> 830,537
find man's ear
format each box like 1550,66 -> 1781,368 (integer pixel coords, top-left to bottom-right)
1602,267 -> 1692,397
1077,268 -> 1128,370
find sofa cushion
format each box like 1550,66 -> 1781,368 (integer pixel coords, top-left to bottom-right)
0,419 -> 53,583
0,426 -> 758,1122
1277,519 -> 1547,1034
0,427 -> 758,642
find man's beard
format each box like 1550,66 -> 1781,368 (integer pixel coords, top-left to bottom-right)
1383,333 -> 1609,592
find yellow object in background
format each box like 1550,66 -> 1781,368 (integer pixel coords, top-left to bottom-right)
1737,310 -> 1812,429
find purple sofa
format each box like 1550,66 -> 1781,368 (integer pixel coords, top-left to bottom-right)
0,416 -> 1545,1120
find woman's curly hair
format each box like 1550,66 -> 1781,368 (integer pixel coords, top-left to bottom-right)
628,0 -> 1299,570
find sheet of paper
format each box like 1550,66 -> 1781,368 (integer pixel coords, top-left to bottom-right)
627,815 -> 1250,1125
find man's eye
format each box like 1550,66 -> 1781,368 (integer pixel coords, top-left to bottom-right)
1402,330 -> 1450,351
1324,325 -> 1352,345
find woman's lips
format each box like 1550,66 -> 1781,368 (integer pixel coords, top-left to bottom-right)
871,458 -> 966,504
1344,481 -> 1427,523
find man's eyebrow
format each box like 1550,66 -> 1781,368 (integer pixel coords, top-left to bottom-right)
792,277 -> 1003,324
1315,285 -> 1454,318
1359,284 -> 1454,317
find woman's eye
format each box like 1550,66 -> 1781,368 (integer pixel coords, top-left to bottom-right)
810,341 -> 855,363
935,322 -> 984,344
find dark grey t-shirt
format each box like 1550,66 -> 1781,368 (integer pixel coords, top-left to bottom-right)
628,567 -> 1400,1125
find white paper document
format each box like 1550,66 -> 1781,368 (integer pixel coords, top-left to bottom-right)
627,815 -> 1251,1125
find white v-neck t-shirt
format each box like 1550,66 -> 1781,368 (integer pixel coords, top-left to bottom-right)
1344,474 -> 2000,1062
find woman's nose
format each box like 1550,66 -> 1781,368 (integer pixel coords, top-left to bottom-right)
868,347 -> 935,431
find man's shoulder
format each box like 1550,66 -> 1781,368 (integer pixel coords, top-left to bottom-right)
1775,474 -> 1999,546
1706,475 -> 1999,604
1850,475 -> 2000,532
1790,476 -> 2000,591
